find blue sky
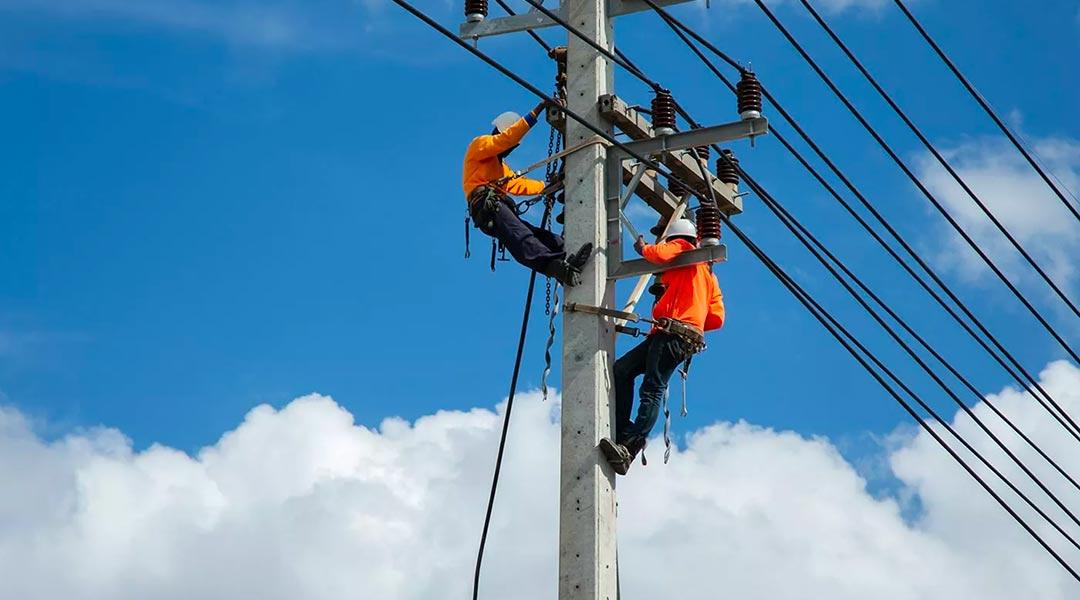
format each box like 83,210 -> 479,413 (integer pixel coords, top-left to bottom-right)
2,0 -> 1078,465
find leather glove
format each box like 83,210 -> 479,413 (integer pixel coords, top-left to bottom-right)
633,235 -> 646,256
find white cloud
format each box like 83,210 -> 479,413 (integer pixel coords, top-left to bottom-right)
1,362 -> 1079,598
915,134 -> 1080,297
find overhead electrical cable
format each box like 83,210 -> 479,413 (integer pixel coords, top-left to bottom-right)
890,0 -> 1080,223
636,0 -> 1080,440
796,0 -> 1080,321
739,166 -> 1080,535
749,0 -> 1080,365
388,0 -> 1080,577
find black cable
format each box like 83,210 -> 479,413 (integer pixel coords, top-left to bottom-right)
521,0 -> 661,91
640,4 -> 1080,440
472,270 -> 539,600
740,164 -> 1080,542
734,225 -> 1080,582
492,0 -> 552,52
891,0 -> 1080,223
388,0 -> 1080,578
751,0 -> 1080,365
797,0 -> 1080,321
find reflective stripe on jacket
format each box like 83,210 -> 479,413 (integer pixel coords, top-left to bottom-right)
642,238 -> 726,333
462,116 -> 546,200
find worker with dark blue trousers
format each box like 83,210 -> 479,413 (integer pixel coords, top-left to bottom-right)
463,102 -> 591,285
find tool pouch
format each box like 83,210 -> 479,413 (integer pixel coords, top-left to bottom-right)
468,185 -> 511,237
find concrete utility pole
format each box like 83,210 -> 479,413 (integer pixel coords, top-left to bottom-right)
558,0 -> 618,597
460,3 -> 766,599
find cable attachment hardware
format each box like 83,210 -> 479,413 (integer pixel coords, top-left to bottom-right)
737,70 -> 763,120
716,149 -> 740,186
464,0 -> 487,23
651,88 -> 677,137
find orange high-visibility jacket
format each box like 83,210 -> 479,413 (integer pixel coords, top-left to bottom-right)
642,238 -> 725,333
462,116 -> 546,200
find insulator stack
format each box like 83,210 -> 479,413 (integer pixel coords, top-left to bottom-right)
465,0 -> 488,22
737,71 -> 763,120
716,149 -> 740,186
696,201 -> 722,247
651,89 -> 677,136
667,175 -> 689,198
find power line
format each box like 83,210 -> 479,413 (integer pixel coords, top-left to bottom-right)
750,0 -> 1080,366
796,0 -> 1080,321
389,0 -> 1080,578
518,0 -> 1080,557
740,166 -> 1080,543
891,0 -> 1080,223
492,0 -> 552,52
635,2 -> 1080,441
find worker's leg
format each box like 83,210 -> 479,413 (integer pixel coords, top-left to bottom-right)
613,337 -> 651,444
524,220 -> 566,254
623,333 -> 686,443
491,201 -> 564,272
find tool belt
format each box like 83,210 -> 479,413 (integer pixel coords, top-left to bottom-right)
468,185 -> 513,236
656,318 -> 706,355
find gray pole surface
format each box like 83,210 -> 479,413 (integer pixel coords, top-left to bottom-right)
559,0 -> 618,597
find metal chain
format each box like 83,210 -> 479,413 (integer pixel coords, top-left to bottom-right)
543,104 -> 559,316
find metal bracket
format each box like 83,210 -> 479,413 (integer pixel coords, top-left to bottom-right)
459,0 -> 693,41
611,244 -> 727,280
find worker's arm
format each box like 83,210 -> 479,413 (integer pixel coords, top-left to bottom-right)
503,176 -> 547,196
641,240 -> 688,264
703,273 -> 725,331
468,102 -> 546,159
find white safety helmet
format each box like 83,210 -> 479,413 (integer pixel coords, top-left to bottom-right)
492,111 -> 521,133
664,219 -> 697,242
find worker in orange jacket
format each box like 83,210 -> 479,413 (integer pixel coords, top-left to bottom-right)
463,101 -> 592,286
600,218 -> 725,475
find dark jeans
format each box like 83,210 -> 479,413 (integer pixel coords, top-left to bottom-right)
614,332 -> 689,444
488,199 -> 565,273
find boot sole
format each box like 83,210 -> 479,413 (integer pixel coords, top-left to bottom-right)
598,439 -> 631,475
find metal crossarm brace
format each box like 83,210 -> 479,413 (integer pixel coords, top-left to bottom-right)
612,244 -> 728,279
459,0 -> 692,40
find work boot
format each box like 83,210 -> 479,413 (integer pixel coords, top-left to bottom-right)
599,438 -> 632,476
624,436 -> 647,466
543,259 -> 581,287
566,242 -> 594,271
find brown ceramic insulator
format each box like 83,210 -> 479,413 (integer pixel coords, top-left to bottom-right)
716,149 -> 740,185
737,71 -> 763,118
696,201 -> 722,244
667,175 -> 688,198
464,0 -> 488,20
651,89 -> 677,133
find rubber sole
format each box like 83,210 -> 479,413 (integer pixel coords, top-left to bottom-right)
599,438 -> 631,476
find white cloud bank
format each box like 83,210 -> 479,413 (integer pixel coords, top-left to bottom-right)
1,361 -> 1079,599
916,135 -> 1080,297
